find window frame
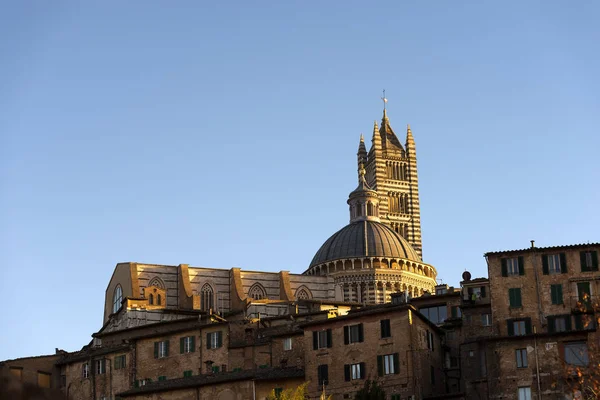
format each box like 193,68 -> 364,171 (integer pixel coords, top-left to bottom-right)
351,363 -> 362,380
481,313 -> 492,326
383,354 -> 396,375
317,364 -> 329,386
282,337 -> 292,351
82,363 -> 90,379
550,284 -> 563,305
547,254 -> 561,274
317,330 -> 328,349
114,354 -> 126,370
156,340 -> 169,358
348,324 -> 362,344
95,359 -> 105,375
515,348 -> 528,368
380,319 -> 391,338
508,288 -> 522,308
207,331 -> 222,350
564,341 -> 589,367
112,285 -> 123,314
517,386 -> 532,400
506,258 -> 520,275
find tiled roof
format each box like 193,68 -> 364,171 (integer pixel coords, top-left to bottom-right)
484,242 -> 600,256
117,367 -> 305,397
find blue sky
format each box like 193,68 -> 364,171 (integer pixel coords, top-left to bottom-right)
1,2 -> 598,360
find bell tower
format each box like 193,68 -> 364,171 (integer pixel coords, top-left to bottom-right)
359,98 -> 423,258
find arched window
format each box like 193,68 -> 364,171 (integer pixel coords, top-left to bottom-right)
367,202 -> 373,216
112,285 -> 123,314
157,294 -> 162,305
295,286 -> 312,300
201,283 -> 214,311
148,277 -> 164,289
149,293 -> 154,305
249,283 -> 267,300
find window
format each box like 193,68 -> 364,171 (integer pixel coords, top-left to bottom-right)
446,330 -> 456,341
378,353 -> 400,376
313,329 -> 332,349
481,314 -> 492,326
82,363 -> 89,378
344,363 -> 365,381
344,324 -> 364,344
212,365 -> 221,373
419,305 -> 448,324
157,294 -> 162,305
112,285 -> 123,314
436,287 -> 447,295
158,376 -> 166,381
548,315 -> 571,333
206,332 -> 223,349
542,253 -> 567,274
518,387 -> 532,400
283,337 -> 292,351
180,336 -> 195,354
249,283 -> 267,300
200,283 -> 214,311
550,284 -> 563,305
564,342 -> 589,366
516,349 -> 528,368
114,355 -> 126,370
391,396 -> 401,400
508,288 -> 522,307
154,341 -> 169,358
507,318 -> 531,336
502,257 -> 524,276
317,364 -> 329,385
450,306 -> 462,318
380,319 -> 391,338
95,360 -> 105,375
183,370 -> 192,377
37,372 -> 51,388
430,366 -> 435,385
574,314 -> 595,330
580,251 -> 599,272
426,330 -> 435,351
149,293 -> 154,305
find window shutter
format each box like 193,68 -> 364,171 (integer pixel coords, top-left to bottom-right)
550,286 -> 556,304
191,336 -> 196,352
180,338 -> 184,354
217,332 -> 222,348
518,256 -> 525,275
313,332 -> 318,350
565,316 -> 572,331
574,315 -> 583,330
547,317 -> 555,333
501,259 -> 507,277
165,340 -> 169,356
580,252 -> 588,272
358,324 -> 364,342
592,251 -> 599,269
326,329 -> 332,348
557,285 -> 563,304
377,355 -> 383,377
154,342 -> 158,359
393,353 -> 400,374
560,253 -> 567,273
507,320 -> 514,336
516,289 -> 522,307
525,318 -> 532,334
451,307 -> 457,318
134,380 -> 139,388
360,362 -> 366,379
542,255 -> 549,275
317,365 -> 322,384
508,289 -> 515,307
344,364 -> 350,381
206,333 -> 211,349
481,286 -> 486,298
344,326 -> 349,345
380,320 -> 386,337
323,365 -> 328,383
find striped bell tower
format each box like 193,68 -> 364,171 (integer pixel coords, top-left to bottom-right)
359,102 -> 423,259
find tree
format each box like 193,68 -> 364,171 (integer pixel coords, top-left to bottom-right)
354,380 -> 386,400
266,382 -> 309,400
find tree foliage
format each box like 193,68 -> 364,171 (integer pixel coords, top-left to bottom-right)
354,380 -> 386,400
266,382 -> 309,400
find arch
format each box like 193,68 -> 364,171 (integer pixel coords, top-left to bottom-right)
200,283 -> 214,311
112,285 -> 123,314
157,294 -> 162,305
149,293 -> 154,305
248,283 -> 267,300
148,277 -> 165,289
295,286 -> 312,300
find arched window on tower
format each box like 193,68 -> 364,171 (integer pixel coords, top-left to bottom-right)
367,202 -> 373,216
201,283 -> 214,311
112,285 -> 123,314
249,283 -> 267,300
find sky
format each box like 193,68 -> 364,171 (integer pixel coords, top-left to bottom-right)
1,1 -> 599,361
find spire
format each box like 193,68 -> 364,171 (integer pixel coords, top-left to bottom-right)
371,120 -> 382,150
357,134 -> 367,167
406,124 -> 415,149
347,162 -> 380,223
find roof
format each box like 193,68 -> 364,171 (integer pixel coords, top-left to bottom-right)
117,367 -> 305,397
484,242 -> 600,256
56,343 -> 131,365
308,220 -> 421,268
0,353 -> 62,364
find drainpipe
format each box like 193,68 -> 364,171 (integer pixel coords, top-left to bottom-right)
533,327 -> 542,400
252,379 -> 256,400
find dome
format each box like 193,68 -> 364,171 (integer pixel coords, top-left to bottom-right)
309,220 -> 421,268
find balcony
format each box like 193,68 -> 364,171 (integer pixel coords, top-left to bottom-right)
570,295 -> 598,313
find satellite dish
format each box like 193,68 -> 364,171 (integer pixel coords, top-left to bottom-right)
462,271 -> 472,282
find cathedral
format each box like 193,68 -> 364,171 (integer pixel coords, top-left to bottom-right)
101,106 -> 436,333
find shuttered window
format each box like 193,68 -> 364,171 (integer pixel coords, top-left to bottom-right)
508,288 -> 522,308
580,251 -> 599,272
206,332 -> 223,349
542,253 -> 567,274
380,319 -> 391,338
344,324 -> 364,344
550,284 -> 563,305
317,364 -> 329,385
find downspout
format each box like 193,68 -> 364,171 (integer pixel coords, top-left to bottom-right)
107,358 -> 113,400
253,379 -> 256,400
533,327 -> 542,400
91,357 -> 96,400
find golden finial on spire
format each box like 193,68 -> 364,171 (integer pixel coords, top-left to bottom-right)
358,162 -> 366,180
360,133 -> 364,142
381,89 -> 387,110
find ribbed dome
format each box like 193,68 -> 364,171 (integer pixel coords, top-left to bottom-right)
309,220 -> 421,268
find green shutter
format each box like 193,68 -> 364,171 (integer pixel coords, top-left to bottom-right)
207,333 -> 211,349
550,286 -> 556,304
516,289 -> 522,307
134,380 -> 139,388
393,353 -> 400,374
560,253 -> 567,273
360,362 -> 366,379
501,259 -> 508,277
574,315 -> 583,330
313,332 -> 318,350
542,255 -> 549,275
508,289 -> 514,307
154,342 -> 158,359
507,320 -> 514,336
180,338 -> 184,354
525,318 -> 532,334
344,364 -> 350,381
547,317 -> 555,333
165,340 -> 169,356
358,324 -> 364,342
451,307 -> 457,318
565,315 -> 572,331
377,355 -> 383,376
344,326 -> 349,345
592,251 -> 599,269
217,332 -> 222,348
191,336 -> 196,352
326,329 -> 332,348
556,285 -> 563,304
518,256 -> 525,275
580,252 -> 588,272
